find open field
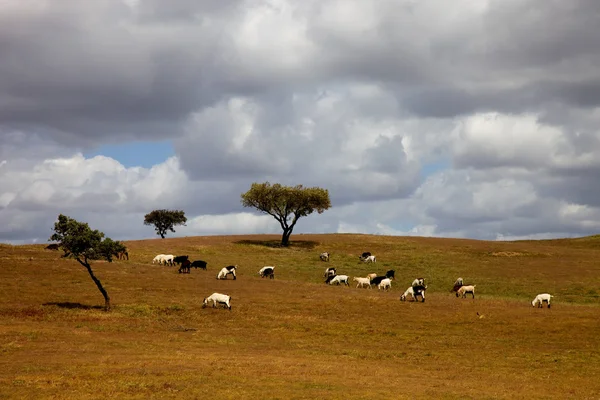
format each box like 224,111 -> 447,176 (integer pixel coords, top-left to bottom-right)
1,233 -> 600,399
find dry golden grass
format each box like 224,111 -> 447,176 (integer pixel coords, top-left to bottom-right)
1,233 -> 600,399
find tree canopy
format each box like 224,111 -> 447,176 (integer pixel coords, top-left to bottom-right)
49,214 -> 125,310
241,182 -> 331,246
143,209 -> 187,239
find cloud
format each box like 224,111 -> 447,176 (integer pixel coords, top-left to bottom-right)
2,0 -> 600,243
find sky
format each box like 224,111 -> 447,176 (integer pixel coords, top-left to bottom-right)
1,0 -> 600,244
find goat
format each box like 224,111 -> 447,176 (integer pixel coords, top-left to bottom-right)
378,278 -> 392,291
385,270 -> 396,280
259,266 -> 275,279
202,293 -> 232,310
191,260 -> 207,270
353,277 -> 372,289
116,250 -> 129,260
178,259 -> 191,274
362,255 -> 376,263
217,265 -> 237,280
320,252 -> 330,262
532,293 -> 553,308
400,285 -> 427,302
366,273 -> 378,281
162,254 -> 175,266
359,252 -> 372,260
370,276 -> 389,286
328,275 -> 349,286
173,255 -> 189,265
457,285 -> 476,299
152,254 -> 165,264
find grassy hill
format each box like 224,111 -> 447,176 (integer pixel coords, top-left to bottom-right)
1,234 -> 600,399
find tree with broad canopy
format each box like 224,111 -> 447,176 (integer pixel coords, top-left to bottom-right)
143,209 -> 187,239
49,214 -> 126,311
241,182 -> 331,247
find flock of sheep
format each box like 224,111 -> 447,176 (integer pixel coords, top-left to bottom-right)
150,250 -> 555,311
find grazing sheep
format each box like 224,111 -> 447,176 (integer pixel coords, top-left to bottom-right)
324,267 -> 336,278
362,255 -> 376,263
451,277 -> 464,293
378,278 -> 392,291
178,259 -> 191,274
162,254 -> 175,266
259,266 -> 275,279
191,260 -> 207,270
532,293 -> 553,308
457,285 -> 476,299
320,252 -> 330,262
328,275 -> 350,286
412,278 -> 425,288
173,255 -> 189,265
400,286 -> 427,302
353,277 -> 372,289
217,265 -> 237,280
152,254 -> 165,264
202,293 -> 232,311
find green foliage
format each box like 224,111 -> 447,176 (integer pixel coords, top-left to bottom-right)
241,182 -> 331,246
143,209 -> 187,239
50,214 -> 124,263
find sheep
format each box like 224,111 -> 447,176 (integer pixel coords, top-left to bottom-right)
178,259 -> 191,274
400,285 -> 427,302
532,293 -> 553,308
451,277 -> 464,293
412,278 -> 425,288
173,255 -> 189,265
378,278 -> 392,291
217,265 -> 237,280
191,260 -> 207,270
366,273 -> 378,281
362,255 -> 376,263
202,293 -> 232,311
457,285 -> 476,299
353,277 -> 372,289
259,266 -> 275,279
328,275 -> 349,286
324,267 -> 336,279
152,254 -> 165,264
320,252 -> 330,262
162,254 -> 175,266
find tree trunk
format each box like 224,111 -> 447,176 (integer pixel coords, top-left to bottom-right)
160,233 -> 165,239
78,259 -> 111,311
281,228 -> 293,247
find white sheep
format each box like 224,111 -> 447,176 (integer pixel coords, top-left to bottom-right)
362,255 -> 376,263
258,266 -> 275,279
202,293 -> 232,310
400,285 -> 427,302
329,275 -> 350,286
378,278 -> 392,291
457,285 -> 476,299
152,254 -> 165,264
353,277 -> 372,289
532,293 -> 553,308
217,265 -> 237,280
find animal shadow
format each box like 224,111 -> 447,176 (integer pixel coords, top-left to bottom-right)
42,302 -> 104,310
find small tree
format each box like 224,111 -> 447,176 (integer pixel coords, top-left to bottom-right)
241,182 -> 331,247
143,209 -> 187,239
49,214 -> 125,311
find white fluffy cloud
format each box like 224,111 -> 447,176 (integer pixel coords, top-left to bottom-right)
1,0 -> 600,243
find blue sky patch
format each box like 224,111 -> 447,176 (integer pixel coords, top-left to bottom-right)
84,140 -> 175,168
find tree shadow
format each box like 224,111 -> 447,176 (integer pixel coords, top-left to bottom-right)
234,239 -> 319,250
42,302 -> 104,310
